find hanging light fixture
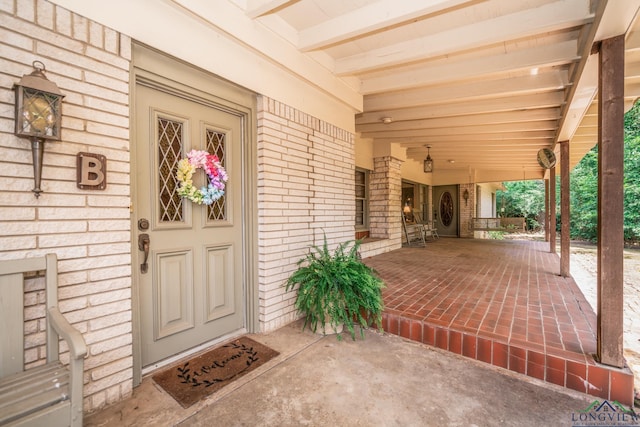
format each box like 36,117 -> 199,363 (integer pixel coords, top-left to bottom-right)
423,145 -> 433,173
13,61 -> 65,197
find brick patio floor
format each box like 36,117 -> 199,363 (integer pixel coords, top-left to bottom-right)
363,238 -> 635,406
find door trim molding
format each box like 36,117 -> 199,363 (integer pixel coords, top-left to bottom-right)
130,43 -> 258,386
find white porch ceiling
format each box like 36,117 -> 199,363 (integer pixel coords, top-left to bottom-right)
51,0 -> 640,182
229,0 -> 640,181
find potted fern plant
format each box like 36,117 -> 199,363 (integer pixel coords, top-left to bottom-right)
285,236 -> 385,340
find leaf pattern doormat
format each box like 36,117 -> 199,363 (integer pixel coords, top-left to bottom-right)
152,337 -> 279,408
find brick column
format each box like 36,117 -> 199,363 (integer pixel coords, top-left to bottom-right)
369,156 -> 402,242
459,183 -> 475,238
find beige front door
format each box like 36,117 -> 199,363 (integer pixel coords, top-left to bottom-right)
134,82 -> 245,367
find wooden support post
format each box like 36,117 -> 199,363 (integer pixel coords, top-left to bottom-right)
560,141 -> 570,277
549,167 -> 556,254
544,179 -> 550,242
597,35 -> 625,368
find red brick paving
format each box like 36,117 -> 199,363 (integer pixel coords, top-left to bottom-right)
364,238 -> 635,406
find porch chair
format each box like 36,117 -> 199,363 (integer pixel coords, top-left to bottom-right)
420,214 -> 439,240
0,254 -> 86,427
402,210 -> 426,247
413,211 -> 438,241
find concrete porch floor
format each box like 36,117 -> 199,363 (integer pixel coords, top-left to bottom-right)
85,238 -> 637,425
86,320 -> 594,426
364,238 -> 635,406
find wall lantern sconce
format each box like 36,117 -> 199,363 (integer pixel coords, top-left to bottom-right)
423,145 -> 433,173
13,61 -> 65,198
463,189 -> 469,206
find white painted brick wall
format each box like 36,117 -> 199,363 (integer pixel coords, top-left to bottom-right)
257,96 -> 356,332
1,0 -> 402,415
0,0 -> 132,414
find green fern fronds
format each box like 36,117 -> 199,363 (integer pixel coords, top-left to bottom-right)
285,235 -> 385,340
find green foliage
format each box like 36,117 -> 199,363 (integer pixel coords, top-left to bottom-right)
496,180 -> 545,230
488,231 -> 505,240
495,103 -> 640,244
569,102 -> 640,243
623,104 -> 640,242
285,236 -> 385,340
623,134 -> 640,242
624,99 -> 640,137
570,148 -> 598,241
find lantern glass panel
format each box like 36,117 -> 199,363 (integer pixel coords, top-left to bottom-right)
424,157 -> 433,173
16,87 -> 62,140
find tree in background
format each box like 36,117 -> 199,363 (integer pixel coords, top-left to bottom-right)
622,102 -> 640,243
496,180 -> 545,230
497,102 -> 640,243
571,102 -> 640,243
570,148 -> 598,240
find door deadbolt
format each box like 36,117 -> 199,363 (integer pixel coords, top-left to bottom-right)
138,218 -> 149,231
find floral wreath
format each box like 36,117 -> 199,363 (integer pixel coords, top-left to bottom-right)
176,149 -> 228,205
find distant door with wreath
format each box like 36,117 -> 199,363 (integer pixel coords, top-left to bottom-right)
433,185 -> 459,237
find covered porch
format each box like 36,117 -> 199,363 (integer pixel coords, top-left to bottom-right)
364,238 -> 635,406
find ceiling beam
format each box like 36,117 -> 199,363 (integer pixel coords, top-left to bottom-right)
360,40 -> 579,94
558,0 -> 640,144
627,26 -> 640,50
356,108 -> 560,133
364,70 -> 569,111
407,158 -> 547,166
245,0 -> 296,18
626,61 -> 640,76
410,158 -> 545,164
356,92 -> 565,124
371,130 -> 555,143
474,169 -> 546,182
170,0 -> 363,114
405,144 -> 552,151
298,0 -> 474,51
409,156 -> 547,163
335,0 -> 593,75
625,81 -> 640,98
360,121 -> 558,139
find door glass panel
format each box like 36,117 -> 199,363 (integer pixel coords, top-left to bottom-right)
205,128 -> 227,221
440,191 -> 454,227
158,117 -> 185,222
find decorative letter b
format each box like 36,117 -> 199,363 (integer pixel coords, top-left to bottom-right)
77,152 -> 107,190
